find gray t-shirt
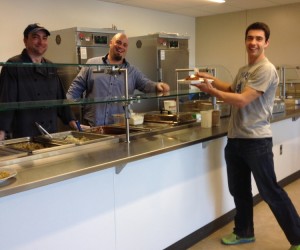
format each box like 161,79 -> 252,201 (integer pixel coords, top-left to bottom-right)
227,58 -> 279,138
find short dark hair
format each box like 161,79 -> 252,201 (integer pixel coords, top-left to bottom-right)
245,22 -> 270,41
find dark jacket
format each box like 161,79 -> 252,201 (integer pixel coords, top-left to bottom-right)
0,49 -> 74,138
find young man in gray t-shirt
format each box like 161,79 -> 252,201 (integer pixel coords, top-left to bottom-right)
195,22 -> 300,250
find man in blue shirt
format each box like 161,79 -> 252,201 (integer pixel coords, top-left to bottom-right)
67,33 -> 170,126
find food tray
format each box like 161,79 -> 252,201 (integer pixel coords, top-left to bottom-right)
86,125 -> 147,135
0,146 -> 28,161
144,111 -> 196,125
39,131 -> 116,145
2,137 -> 74,154
179,100 -> 231,118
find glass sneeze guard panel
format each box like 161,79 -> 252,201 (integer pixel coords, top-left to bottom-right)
0,61 -> 193,111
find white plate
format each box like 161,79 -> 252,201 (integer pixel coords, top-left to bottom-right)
178,78 -> 204,85
0,167 -> 17,182
178,78 -> 213,85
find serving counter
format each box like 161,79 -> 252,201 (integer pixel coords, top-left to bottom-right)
1,62 -> 300,250
1,102 -> 300,198
0,106 -> 299,250
0,119 -> 226,197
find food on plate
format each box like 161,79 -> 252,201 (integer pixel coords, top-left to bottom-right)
0,171 -> 10,179
184,75 -> 214,84
185,74 -> 200,80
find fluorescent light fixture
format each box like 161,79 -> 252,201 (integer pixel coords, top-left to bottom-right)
209,0 -> 226,3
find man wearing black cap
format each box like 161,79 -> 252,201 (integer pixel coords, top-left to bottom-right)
22,23 -> 51,62
0,23 -> 77,139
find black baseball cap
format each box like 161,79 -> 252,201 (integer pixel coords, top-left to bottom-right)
23,23 -> 50,37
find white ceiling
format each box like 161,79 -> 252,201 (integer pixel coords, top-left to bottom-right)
97,0 -> 300,17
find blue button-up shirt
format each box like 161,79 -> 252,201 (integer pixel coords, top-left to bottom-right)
67,56 -> 157,126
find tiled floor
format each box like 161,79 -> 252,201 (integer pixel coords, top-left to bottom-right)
188,179 -> 300,250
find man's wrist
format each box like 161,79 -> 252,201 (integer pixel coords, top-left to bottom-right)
0,130 -> 6,140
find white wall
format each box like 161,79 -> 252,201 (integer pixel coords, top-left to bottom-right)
0,0 -> 195,67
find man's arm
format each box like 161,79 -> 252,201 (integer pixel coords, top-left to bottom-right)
196,72 -> 262,108
197,81 -> 262,108
211,86 -> 262,108
197,72 -> 232,92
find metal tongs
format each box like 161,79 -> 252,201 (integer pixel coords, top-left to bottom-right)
35,122 -> 53,138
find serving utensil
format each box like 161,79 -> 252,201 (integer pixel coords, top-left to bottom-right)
35,122 -> 53,138
75,120 -> 83,132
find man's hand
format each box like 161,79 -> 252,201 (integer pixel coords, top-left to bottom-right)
156,82 -> 170,92
194,80 -> 215,95
196,72 -> 214,80
68,120 -> 90,131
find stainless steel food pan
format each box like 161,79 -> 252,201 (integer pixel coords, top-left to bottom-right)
144,111 -> 196,125
0,146 -> 28,161
2,137 -> 74,154
39,131 -> 116,145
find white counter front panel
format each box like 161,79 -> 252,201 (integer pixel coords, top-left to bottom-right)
0,168 -> 116,250
114,137 -> 232,249
0,118 -> 298,250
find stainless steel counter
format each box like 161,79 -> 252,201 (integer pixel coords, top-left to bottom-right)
0,106 -> 299,198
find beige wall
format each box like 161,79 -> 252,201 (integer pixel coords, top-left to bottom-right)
196,3 -> 300,82
2,1 -> 300,83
